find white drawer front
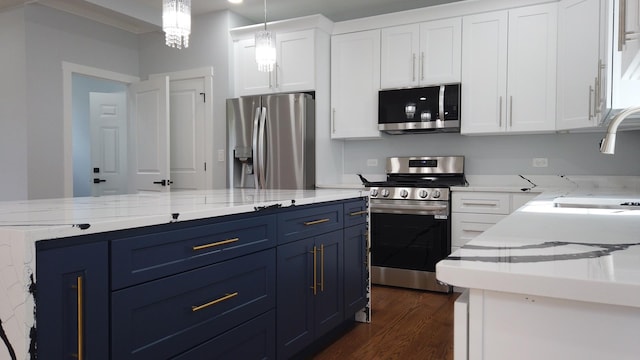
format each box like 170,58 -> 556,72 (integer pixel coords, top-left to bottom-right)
452,192 -> 511,214
452,213 -> 506,247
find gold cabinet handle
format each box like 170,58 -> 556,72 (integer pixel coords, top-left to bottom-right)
192,237 -> 239,251
192,292 -> 238,312
310,246 -> 317,295
73,276 -> 84,360
304,218 -> 330,226
320,244 -> 324,292
349,210 -> 367,216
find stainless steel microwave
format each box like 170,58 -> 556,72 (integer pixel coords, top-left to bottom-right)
378,83 -> 461,134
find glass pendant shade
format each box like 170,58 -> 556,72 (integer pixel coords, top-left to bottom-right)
255,30 -> 276,72
163,0 -> 191,49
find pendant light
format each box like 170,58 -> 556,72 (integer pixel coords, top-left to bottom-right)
163,0 -> 191,49
255,0 -> 276,72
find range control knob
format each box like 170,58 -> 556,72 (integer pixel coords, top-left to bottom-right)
418,189 -> 429,199
400,189 -> 409,198
432,190 -> 441,199
381,189 -> 390,197
370,188 -> 379,197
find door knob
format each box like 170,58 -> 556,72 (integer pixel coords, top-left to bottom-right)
93,178 -> 106,184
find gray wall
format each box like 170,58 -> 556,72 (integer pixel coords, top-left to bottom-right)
24,4 -> 139,199
0,7 -> 28,200
344,130 -> 640,178
72,74 -> 126,197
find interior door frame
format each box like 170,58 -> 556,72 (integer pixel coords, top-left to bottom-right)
149,67 -> 215,190
62,61 -> 140,198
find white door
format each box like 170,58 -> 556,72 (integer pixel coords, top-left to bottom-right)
380,24 -> 420,89
90,92 -> 128,196
420,17 -> 462,85
169,78 -> 206,191
129,76 -> 171,193
234,38 -> 271,96
276,30 -> 315,92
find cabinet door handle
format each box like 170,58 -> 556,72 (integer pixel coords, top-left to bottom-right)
310,246 -> 317,295
349,210 -> 367,216
619,0 -> 627,51
75,276 -> 84,360
588,85 -> 594,120
498,96 -> 503,127
274,63 -> 279,88
192,237 -> 239,251
421,52 -> 425,81
509,96 -> 513,127
304,218 -> 330,226
412,53 -> 416,82
191,292 -> 238,312
461,200 -> 498,207
332,108 -> 336,134
319,244 -> 325,292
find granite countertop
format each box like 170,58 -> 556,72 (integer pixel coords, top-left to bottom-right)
436,188 -> 640,308
0,188 -> 368,242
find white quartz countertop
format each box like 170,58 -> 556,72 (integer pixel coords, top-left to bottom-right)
0,188 -> 367,242
437,188 -> 640,308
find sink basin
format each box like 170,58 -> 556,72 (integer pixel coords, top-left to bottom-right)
553,197 -> 640,210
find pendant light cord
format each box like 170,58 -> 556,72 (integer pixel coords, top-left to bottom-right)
263,0 -> 268,30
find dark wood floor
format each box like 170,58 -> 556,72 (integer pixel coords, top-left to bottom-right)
312,285 -> 459,360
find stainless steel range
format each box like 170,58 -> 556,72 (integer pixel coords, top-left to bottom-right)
363,156 -> 466,293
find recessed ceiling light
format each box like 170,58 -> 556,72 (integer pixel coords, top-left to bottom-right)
228,0 -> 243,4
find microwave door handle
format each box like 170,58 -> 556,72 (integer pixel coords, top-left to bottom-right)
258,107 -> 267,189
252,107 -> 261,189
438,85 -> 445,122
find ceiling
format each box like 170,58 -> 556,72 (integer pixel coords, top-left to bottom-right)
1,0 -> 463,26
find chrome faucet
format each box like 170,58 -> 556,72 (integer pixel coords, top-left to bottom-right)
599,106 -> 640,154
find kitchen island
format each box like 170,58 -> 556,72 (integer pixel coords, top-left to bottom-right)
437,189 -> 640,360
0,188 -> 369,360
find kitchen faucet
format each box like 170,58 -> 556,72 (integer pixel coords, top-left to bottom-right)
599,106 -> 640,154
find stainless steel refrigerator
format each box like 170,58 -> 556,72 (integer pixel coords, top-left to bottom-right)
227,93 -> 315,189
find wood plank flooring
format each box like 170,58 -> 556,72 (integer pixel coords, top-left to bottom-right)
312,286 -> 460,360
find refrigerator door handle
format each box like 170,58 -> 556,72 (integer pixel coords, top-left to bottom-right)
252,107 -> 261,189
258,107 -> 267,189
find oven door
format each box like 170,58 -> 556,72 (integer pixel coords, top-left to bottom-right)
370,199 -> 451,292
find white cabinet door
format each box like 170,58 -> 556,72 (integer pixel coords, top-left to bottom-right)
380,24 -> 420,89
557,0 -> 603,130
331,30 -> 381,139
234,38 -> 271,96
461,11 -> 508,134
419,17 -> 462,85
507,4 -> 557,133
620,0 -> 640,79
275,30 -> 315,92
380,19 -> 461,89
462,4 -> 557,135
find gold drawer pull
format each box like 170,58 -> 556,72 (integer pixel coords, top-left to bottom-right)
75,276 -> 84,360
192,292 -> 239,312
192,237 -> 239,251
304,218 -> 330,226
349,210 -> 367,216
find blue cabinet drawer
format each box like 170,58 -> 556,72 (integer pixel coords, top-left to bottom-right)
343,198 -> 368,228
172,310 -> 276,360
111,214 -> 276,290
278,203 -> 343,244
111,249 -> 276,360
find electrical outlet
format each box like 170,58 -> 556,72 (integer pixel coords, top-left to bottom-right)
532,158 -> 548,168
366,159 -> 378,167
217,149 -> 225,162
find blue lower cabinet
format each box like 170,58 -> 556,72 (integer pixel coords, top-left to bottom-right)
172,310 -> 276,360
344,224 -> 368,319
112,249 -> 276,359
36,241 -> 109,360
277,230 -> 344,359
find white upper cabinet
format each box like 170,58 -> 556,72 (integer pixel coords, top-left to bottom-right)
557,0 -> 608,130
619,0 -> 640,79
234,29 -> 316,96
331,30 -> 381,139
461,4 -> 557,134
380,18 -> 461,89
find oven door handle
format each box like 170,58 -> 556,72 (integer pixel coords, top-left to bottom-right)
371,202 -> 448,215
